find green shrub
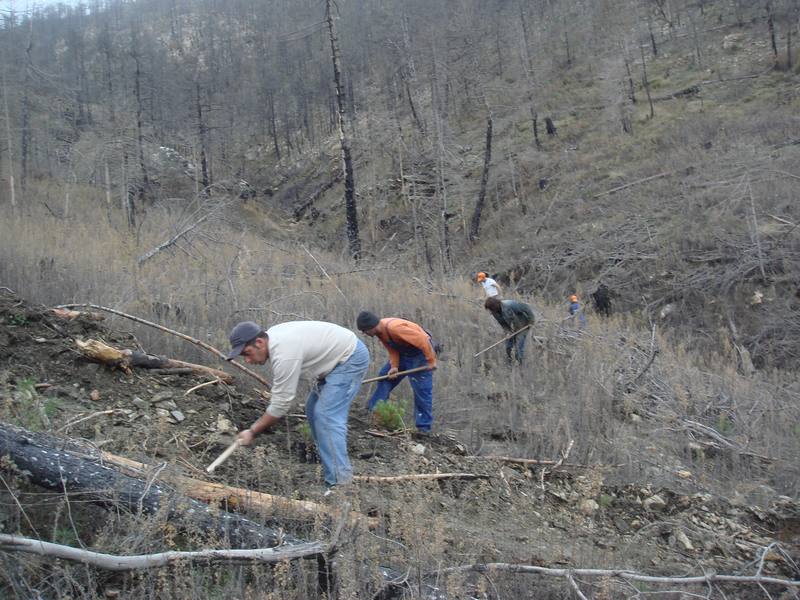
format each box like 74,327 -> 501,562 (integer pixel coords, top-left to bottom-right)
7,314 -> 28,326
296,422 -> 314,443
12,378 -> 56,431
716,413 -> 734,436
372,399 -> 408,432
598,494 -> 614,508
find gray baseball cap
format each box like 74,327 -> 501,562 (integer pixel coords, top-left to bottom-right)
226,321 -> 263,360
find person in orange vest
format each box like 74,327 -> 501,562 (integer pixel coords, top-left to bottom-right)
356,311 -> 437,433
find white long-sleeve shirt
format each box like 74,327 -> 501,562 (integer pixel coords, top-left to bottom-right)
481,277 -> 501,297
265,321 -> 357,418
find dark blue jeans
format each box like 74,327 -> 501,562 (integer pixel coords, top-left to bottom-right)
505,330 -> 528,362
367,350 -> 433,432
306,340 -> 369,485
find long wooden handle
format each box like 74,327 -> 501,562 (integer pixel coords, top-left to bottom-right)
362,365 -> 433,384
206,439 -> 241,473
473,324 -> 532,358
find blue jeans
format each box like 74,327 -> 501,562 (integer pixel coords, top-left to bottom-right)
306,340 -> 369,485
506,330 -> 528,362
367,351 -> 433,431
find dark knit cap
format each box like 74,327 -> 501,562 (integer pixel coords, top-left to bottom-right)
356,311 -> 380,332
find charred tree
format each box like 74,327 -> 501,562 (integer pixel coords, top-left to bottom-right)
469,114 -> 493,242
325,0 -> 361,260
0,423 -> 299,549
195,79 -> 211,190
131,27 -> 151,204
545,117 -> 557,136
766,0 -> 778,61
640,45 -> 655,119
20,21 -> 33,191
1,57 -> 16,209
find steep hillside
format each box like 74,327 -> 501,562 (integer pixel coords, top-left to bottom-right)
1,291 -> 799,598
1,0 -> 798,368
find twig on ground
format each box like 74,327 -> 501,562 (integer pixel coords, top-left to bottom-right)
429,562 -> 800,590
353,473 -> 488,483
185,379 -> 221,396
593,171 -> 673,198
57,410 -> 122,433
540,439 -> 574,490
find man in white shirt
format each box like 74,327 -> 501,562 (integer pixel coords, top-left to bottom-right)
226,320 -> 369,487
476,272 -> 502,298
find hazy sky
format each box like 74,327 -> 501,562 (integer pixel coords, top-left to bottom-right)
0,0 -> 80,13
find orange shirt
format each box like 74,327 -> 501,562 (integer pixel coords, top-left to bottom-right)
377,318 -> 437,369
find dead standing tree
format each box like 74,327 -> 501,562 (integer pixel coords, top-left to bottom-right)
469,112 -> 493,242
325,0 -> 361,261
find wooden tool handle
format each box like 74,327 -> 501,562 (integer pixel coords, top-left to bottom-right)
362,365 -> 433,384
205,439 -> 241,473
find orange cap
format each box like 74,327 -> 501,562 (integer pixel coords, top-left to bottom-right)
476,272 -> 487,282
569,295 -> 578,303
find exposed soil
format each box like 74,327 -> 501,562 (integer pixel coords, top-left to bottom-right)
0,289 -> 798,596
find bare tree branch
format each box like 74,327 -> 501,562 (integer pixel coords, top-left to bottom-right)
0,533 -> 325,571
431,562 -> 800,589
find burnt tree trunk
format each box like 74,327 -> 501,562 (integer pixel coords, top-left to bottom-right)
766,0 -> 778,61
325,0 -> 361,261
195,79 -> 210,190
20,24 -> 33,191
0,423 -> 300,549
640,45 -> 655,119
131,41 -> 150,204
469,114 -> 493,242
545,117 -> 557,136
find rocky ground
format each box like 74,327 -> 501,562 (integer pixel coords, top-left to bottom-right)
0,289 -> 798,598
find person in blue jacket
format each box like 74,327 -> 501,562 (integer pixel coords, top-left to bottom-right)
568,294 -> 587,328
484,297 -> 535,363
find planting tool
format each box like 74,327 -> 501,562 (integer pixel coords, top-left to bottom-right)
473,324 -> 532,358
362,365 -> 433,384
206,439 -> 241,474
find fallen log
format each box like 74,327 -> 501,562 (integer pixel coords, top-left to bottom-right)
74,338 -> 233,384
95,450 -> 378,529
0,423 -> 300,549
0,424 -> 437,598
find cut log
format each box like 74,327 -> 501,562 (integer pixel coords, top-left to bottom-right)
129,351 -> 233,384
74,339 -> 233,383
50,308 -> 105,321
96,450 -> 378,529
0,423 -> 301,548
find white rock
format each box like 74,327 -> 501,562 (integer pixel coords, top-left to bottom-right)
579,499 -> 599,515
675,529 -> 694,551
643,494 -> 667,512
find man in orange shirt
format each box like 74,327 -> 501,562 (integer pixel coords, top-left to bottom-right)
357,311 -> 437,433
